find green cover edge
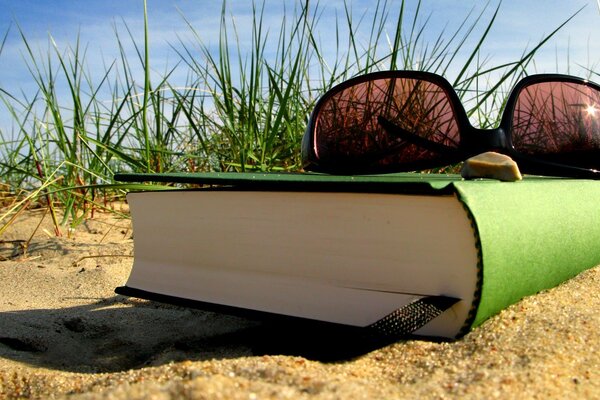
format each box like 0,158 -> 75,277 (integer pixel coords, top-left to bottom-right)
114,172 -> 458,193
454,179 -> 600,328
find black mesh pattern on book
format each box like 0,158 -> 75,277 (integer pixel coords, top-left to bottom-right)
367,295 -> 460,338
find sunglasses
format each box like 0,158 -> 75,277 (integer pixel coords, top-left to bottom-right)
301,71 -> 600,178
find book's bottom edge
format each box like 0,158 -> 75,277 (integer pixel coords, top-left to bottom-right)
114,285 -> 354,329
114,285 -> 458,344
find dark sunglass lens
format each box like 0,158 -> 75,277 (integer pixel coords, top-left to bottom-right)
311,77 -> 461,171
511,81 -> 600,169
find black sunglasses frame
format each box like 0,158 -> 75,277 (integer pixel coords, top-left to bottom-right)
301,71 -> 600,179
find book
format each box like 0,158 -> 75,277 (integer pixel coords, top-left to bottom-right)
114,172 -> 600,340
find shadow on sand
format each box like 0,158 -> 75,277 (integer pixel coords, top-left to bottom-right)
0,296 -> 401,373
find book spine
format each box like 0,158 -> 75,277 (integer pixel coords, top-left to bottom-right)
455,180 -> 600,328
454,199 -> 484,338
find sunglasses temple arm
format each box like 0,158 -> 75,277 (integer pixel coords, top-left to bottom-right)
511,153 -> 600,179
377,116 -> 462,157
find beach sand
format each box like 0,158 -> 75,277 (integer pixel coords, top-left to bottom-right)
0,209 -> 599,399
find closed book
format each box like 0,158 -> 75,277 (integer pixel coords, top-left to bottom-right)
114,172 -> 600,339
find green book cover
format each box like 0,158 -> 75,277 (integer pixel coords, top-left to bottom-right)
115,172 -> 600,336
452,179 -> 600,327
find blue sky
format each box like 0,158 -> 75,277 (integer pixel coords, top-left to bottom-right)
0,0 -> 599,133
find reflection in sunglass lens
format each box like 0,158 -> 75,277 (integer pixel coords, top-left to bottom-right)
313,77 -> 461,171
511,81 -> 600,169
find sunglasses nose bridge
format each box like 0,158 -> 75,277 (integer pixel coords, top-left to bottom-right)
461,127 -> 509,155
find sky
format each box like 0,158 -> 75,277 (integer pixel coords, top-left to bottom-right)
0,0 -> 599,134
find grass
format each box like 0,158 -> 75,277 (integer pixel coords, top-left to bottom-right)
0,0 -> 582,234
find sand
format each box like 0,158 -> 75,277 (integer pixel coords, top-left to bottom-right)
0,208 -> 599,399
